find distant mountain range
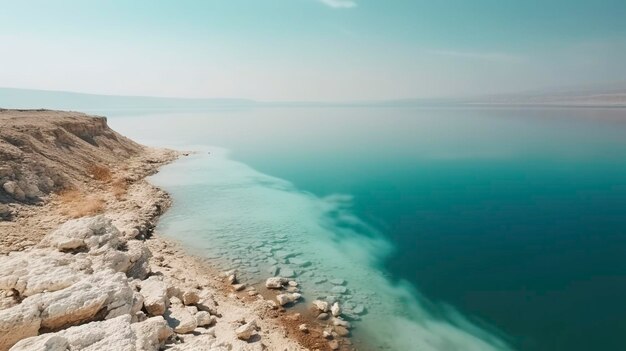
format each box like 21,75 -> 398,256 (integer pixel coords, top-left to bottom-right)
0,88 -> 258,111
1,86 -> 625,110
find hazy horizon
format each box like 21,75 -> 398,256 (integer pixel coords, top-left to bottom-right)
2,1 -> 626,101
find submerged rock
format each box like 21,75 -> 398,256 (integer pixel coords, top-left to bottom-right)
312,300 -> 329,313
331,286 -> 347,294
278,267 -> 296,278
330,279 -> 345,286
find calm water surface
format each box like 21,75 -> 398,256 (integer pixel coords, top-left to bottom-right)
107,106 -> 626,351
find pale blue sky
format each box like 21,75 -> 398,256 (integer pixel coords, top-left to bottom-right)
1,0 -> 625,100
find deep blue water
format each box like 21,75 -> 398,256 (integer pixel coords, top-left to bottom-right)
108,106 -> 626,350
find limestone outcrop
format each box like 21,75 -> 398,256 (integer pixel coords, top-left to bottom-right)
10,315 -> 172,351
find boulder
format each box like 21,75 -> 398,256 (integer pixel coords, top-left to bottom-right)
139,277 -> 169,316
125,241 -> 152,280
265,277 -> 289,289
164,304 -> 197,334
181,290 -> 200,306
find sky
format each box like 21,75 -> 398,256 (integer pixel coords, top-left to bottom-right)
1,0 -> 626,101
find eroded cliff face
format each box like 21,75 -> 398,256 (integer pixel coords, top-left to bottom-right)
0,109 -> 144,218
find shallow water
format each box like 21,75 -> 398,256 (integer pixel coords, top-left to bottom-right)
107,106 -> 626,350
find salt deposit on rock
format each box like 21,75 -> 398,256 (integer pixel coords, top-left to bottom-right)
276,293 -> 302,306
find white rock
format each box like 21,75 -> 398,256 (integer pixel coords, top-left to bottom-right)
10,314 -> 172,351
140,276 -> 169,316
1,269 -> 134,340
196,299 -> 218,316
330,279 -> 345,285
331,302 -> 341,317
164,304 -> 197,334
40,216 -> 122,253
125,240 -> 152,280
182,289 -> 200,305
0,303 -> 41,350
312,300 -> 329,312
298,324 -> 308,332
235,320 -> 257,341
276,293 -> 302,306
0,249 -> 90,297
265,277 -> 289,289
131,316 -> 173,350
194,311 -> 216,327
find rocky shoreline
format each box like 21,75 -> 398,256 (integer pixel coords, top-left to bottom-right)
0,110 -> 353,351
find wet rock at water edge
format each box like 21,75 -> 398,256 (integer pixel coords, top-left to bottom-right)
276,293 -> 302,306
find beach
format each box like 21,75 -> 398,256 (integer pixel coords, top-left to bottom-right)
0,110 -> 350,351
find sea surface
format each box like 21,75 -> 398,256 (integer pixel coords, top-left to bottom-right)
106,106 -> 626,351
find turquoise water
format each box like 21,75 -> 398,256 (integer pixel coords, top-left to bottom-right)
107,107 -> 626,350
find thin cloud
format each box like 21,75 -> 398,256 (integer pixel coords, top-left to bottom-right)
318,0 -> 357,9
425,49 -> 523,63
